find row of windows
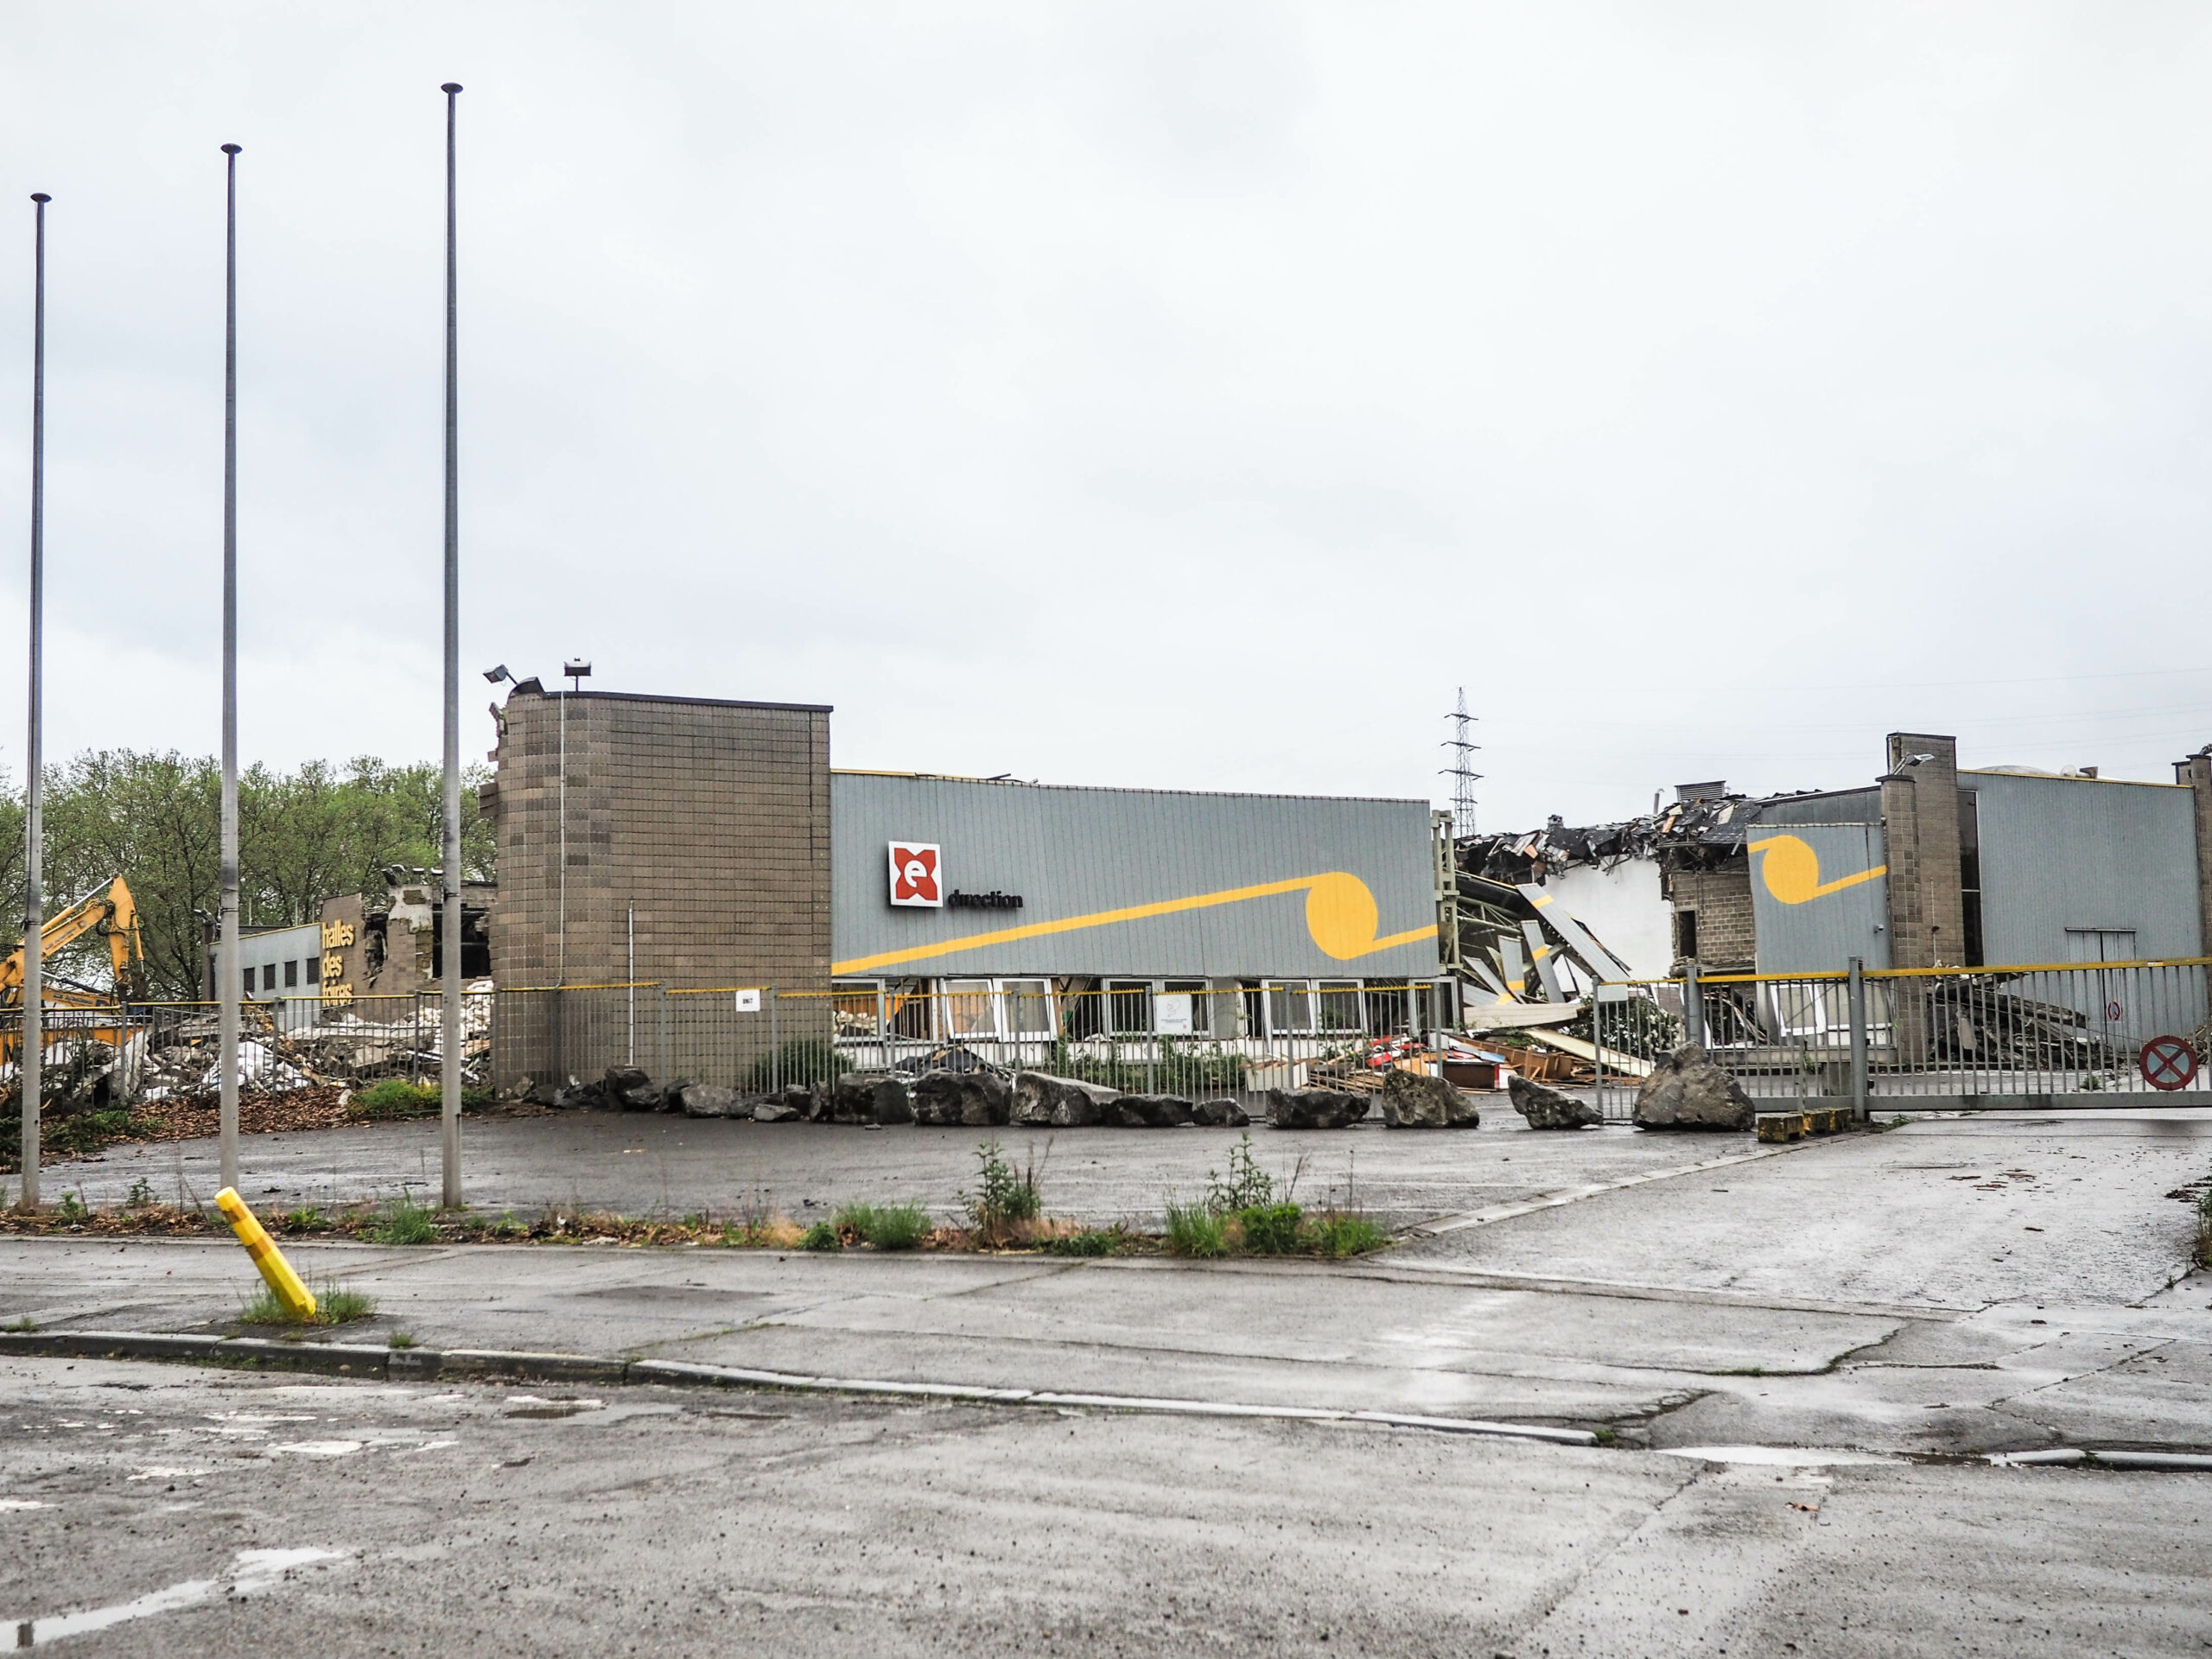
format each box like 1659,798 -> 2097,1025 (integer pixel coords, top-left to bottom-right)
234,959 -> 318,996
831,977 -> 1391,1043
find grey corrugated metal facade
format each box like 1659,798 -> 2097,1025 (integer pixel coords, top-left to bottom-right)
1748,822 -> 1891,973
1967,771 -> 2204,963
830,772 -> 1439,981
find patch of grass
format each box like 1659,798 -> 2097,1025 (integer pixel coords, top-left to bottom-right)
1592,1425 -> 1618,1446
801,1219 -> 841,1251
239,1277 -> 377,1326
125,1176 -> 156,1209
3,1316 -> 37,1333
1,1108 -> 148,1173
278,1206 -> 332,1234
1236,1202 -> 1305,1255
348,1080 -> 493,1120
1045,1227 -> 1125,1257
1163,1198 -> 1228,1259
836,1201 -> 930,1251
55,1192 -> 88,1224
387,1332 -> 417,1350
373,1192 -> 438,1246
1301,1212 -> 1389,1258
961,1140 -> 1045,1244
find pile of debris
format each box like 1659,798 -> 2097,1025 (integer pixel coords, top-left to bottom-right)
1922,978 -> 2132,1068
136,1039 -> 312,1100
519,1065 -> 1258,1128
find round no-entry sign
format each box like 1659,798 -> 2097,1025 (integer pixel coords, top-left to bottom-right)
2139,1035 -> 2198,1091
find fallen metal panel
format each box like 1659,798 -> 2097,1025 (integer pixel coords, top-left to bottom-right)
1459,1001 -> 1583,1030
1518,884 -> 1635,979
1498,934 -> 1529,1000
1520,1027 -> 1655,1077
1520,920 -> 1564,1002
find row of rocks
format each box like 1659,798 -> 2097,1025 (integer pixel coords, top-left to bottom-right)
541,1047 -> 1753,1133
1504,1044 -> 1758,1131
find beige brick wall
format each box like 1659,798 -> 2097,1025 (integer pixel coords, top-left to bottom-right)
1663,860 -> 1756,972
486,690 -> 832,994
1880,733 -> 1965,969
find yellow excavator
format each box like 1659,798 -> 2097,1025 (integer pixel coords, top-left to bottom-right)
0,875 -> 149,1063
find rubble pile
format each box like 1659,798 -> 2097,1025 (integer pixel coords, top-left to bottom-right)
1923,980 -> 2130,1068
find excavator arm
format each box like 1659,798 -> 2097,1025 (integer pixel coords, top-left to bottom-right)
0,875 -> 148,1005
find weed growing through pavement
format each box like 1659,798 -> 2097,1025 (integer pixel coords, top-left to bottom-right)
387,1332 -> 418,1349
239,1277 -> 377,1326
1163,1198 -> 1228,1258
55,1192 -> 86,1223
834,1202 -> 930,1250
1236,1202 -> 1306,1255
1302,1214 -> 1389,1258
961,1140 -> 1046,1244
3,1316 -> 36,1333
801,1219 -> 841,1252
1045,1228 -> 1127,1256
374,1190 -> 438,1245
1205,1134 -> 1274,1213
125,1176 -> 156,1209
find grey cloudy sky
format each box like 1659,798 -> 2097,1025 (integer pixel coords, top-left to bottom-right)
3,3 -> 2209,832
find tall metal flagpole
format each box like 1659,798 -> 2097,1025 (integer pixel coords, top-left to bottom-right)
218,143 -> 242,1193
439,83 -> 464,1209
21,193 -> 50,1211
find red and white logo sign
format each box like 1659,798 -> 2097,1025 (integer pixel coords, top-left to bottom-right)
888,842 -> 943,907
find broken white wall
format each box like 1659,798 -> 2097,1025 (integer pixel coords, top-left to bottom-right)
1543,857 -> 1674,981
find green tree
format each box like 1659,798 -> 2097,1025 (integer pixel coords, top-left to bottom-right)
7,750 -> 495,1000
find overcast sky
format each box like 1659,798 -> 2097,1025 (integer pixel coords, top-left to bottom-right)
3,3 -> 2209,832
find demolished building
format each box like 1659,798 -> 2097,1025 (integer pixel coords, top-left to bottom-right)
1448,731 -> 2212,1059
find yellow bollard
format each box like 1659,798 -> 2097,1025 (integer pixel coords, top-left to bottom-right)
215,1187 -> 317,1320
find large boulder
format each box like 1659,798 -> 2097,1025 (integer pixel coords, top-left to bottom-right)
1109,1094 -> 1194,1128
604,1066 -> 661,1111
832,1071 -> 913,1126
1379,1069 -> 1480,1129
677,1083 -> 743,1118
1632,1046 -> 1756,1130
1508,1073 -> 1602,1129
911,1068 -> 1012,1127
1267,1087 -> 1370,1130
1010,1071 -> 1120,1128
1193,1097 -> 1250,1128
748,1095 -> 802,1122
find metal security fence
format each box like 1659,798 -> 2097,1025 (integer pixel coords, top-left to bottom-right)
0,991 -> 499,1109
486,980 -> 1440,1104
16,958 -> 2197,1128
1677,956 -> 2212,1109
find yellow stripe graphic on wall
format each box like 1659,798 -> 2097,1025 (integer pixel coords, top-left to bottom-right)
1748,835 -> 1887,905
832,870 -> 1437,976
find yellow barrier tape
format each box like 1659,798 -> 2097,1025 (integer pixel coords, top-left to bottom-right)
215,1188 -> 316,1320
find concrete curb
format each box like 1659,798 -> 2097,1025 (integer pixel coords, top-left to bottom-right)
1991,1447 -> 2212,1472
0,1330 -> 1595,1446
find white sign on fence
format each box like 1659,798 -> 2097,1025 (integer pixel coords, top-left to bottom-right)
734,988 -> 761,1013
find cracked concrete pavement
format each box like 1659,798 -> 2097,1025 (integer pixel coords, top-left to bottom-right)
0,1355 -> 2206,1656
3,1108 -> 2209,1652
5,1107 -> 2209,1458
